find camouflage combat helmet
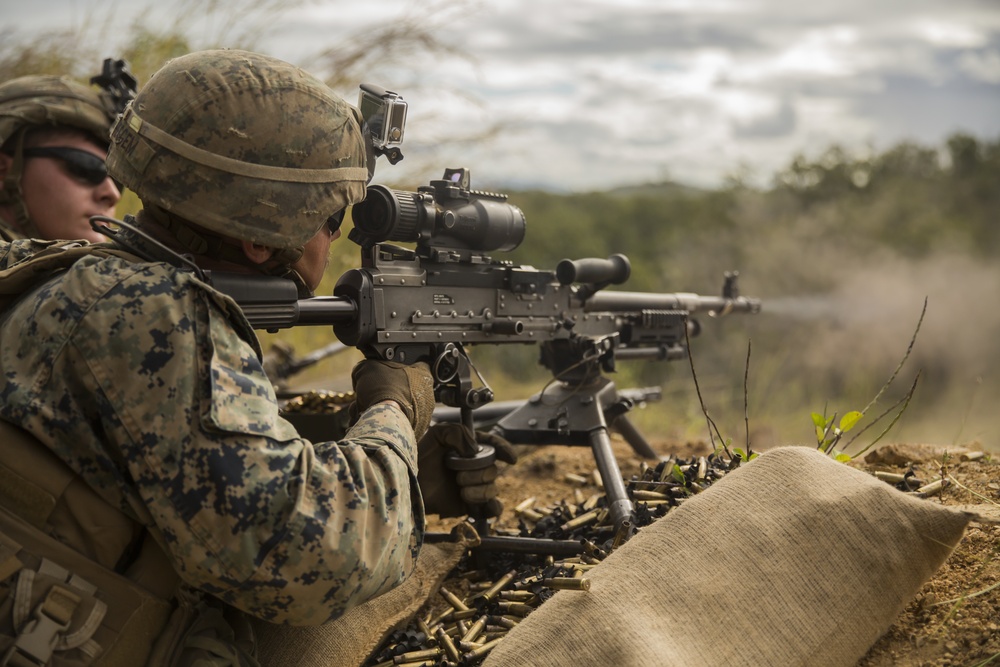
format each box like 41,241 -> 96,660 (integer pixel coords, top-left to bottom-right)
0,74 -> 121,234
0,75 -> 116,147
107,49 -> 369,252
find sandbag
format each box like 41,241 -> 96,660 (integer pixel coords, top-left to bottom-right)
482,446 -> 972,667
250,525 -> 478,667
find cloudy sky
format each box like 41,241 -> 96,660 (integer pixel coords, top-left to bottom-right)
6,0 -> 1000,192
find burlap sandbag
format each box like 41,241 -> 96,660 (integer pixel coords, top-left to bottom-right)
482,446 -> 973,667
251,525 -> 478,667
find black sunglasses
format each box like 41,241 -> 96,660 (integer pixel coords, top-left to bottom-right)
22,146 -> 113,187
326,209 -> 346,236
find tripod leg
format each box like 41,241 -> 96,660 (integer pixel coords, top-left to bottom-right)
612,414 -> 659,459
589,427 -> 634,537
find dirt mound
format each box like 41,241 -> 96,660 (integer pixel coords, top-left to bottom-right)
488,437 -> 999,667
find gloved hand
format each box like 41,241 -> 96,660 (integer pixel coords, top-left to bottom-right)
417,423 -> 518,518
350,360 -> 435,439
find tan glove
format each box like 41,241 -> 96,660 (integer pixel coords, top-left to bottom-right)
417,423 -> 518,518
350,360 -> 435,439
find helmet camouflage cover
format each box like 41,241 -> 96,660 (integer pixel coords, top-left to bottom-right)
0,75 -> 116,147
107,49 -> 369,249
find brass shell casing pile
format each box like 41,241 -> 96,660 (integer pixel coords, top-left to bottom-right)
365,451 -> 749,666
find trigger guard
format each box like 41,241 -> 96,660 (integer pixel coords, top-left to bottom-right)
432,347 -> 461,384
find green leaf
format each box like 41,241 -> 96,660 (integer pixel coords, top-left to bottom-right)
811,412 -> 826,429
839,411 -> 863,433
671,464 -> 685,484
834,453 -> 852,463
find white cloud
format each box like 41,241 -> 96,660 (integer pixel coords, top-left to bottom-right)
911,19 -> 989,48
959,50 -> 1000,84
7,0 -> 999,191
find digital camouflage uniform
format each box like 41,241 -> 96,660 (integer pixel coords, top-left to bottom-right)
0,234 -> 424,627
0,47 -> 425,645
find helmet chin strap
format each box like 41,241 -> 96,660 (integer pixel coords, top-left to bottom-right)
142,205 -> 313,295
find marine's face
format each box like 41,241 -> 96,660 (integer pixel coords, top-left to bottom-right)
1,131 -> 120,242
292,214 -> 343,292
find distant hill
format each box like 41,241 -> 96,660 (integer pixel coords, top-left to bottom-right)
604,180 -> 707,199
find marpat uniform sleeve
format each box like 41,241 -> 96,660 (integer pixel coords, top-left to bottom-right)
16,259 -> 423,625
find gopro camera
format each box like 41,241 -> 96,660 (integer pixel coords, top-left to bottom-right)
359,83 -> 407,164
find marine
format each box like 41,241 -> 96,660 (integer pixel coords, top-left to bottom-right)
0,62 -> 130,241
0,49 -> 512,666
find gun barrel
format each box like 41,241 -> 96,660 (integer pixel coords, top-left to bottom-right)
295,297 -> 357,325
584,291 -> 761,314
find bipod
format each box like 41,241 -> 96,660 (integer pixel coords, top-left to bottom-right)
492,375 -> 642,546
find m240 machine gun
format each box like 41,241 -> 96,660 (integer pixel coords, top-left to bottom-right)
210,167 -> 761,550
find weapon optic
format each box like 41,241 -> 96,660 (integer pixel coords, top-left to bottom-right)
209,167 -> 761,549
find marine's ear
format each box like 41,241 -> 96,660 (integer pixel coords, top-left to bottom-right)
240,239 -> 275,265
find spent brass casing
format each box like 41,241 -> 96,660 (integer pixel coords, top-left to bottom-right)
658,456 -> 675,482
632,489 -> 670,501
561,507 -> 601,531
439,587 -> 470,612
392,647 -> 442,663
580,539 -> 607,559
497,601 -> 533,616
462,637 -> 504,662
696,456 -> 708,481
543,577 -> 591,591
472,569 -> 517,604
499,590 -> 536,602
916,478 -> 950,497
461,614 -> 489,644
435,627 -> 461,663
514,497 -> 536,513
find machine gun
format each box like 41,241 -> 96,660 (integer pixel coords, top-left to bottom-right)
209,167 -> 760,548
